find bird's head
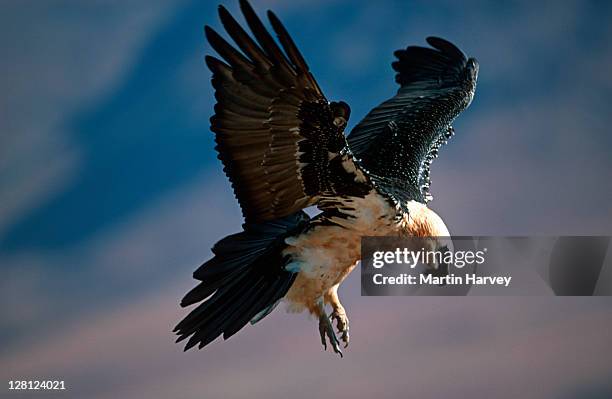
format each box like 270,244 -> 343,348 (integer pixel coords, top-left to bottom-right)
330,101 -> 351,129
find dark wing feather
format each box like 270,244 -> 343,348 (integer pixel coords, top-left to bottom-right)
348,37 -> 478,206
208,0 -> 365,223
175,212 -> 309,350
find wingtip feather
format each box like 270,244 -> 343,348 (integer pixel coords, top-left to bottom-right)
425,36 -> 466,60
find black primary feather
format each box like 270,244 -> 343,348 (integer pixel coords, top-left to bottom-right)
205,0 -> 369,224
348,37 -> 478,207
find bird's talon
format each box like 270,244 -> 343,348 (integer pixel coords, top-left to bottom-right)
319,313 -> 343,357
331,310 -> 350,348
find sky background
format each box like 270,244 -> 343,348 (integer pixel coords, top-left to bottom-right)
1,0 -> 612,398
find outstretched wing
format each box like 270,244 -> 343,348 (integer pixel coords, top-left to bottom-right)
347,37 -> 478,205
206,0 -> 362,223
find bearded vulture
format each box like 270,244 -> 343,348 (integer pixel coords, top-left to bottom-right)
174,0 -> 478,356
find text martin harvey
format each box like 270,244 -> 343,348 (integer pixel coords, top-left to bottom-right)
372,273 -> 512,287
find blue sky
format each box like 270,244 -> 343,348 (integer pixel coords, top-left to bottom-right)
1,1 -> 612,398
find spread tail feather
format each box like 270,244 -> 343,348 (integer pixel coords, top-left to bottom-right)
174,212 -> 309,351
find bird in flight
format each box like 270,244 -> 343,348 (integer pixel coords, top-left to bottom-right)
175,0 -> 478,357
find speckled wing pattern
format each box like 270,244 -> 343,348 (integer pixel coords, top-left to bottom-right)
206,0 -> 359,224
347,37 -> 478,208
